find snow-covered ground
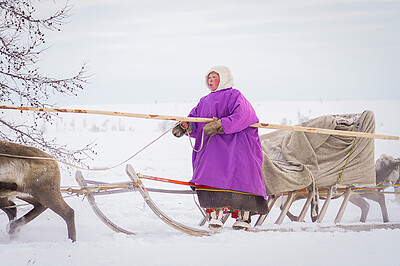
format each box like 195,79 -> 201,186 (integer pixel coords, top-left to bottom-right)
0,100 -> 399,266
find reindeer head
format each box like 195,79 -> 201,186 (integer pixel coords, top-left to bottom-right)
375,154 -> 400,185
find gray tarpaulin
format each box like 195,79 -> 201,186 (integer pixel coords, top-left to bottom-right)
260,110 -> 376,196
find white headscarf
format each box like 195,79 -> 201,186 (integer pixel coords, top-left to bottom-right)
205,65 -> 234,92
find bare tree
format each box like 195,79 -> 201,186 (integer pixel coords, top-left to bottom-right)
0,0 -> 95,165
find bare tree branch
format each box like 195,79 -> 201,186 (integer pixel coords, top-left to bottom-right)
0,0 -> 95,166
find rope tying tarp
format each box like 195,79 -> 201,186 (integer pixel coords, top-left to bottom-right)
336,137 -> 357,185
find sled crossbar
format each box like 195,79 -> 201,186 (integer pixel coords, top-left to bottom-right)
63,172 -> 400,197
0,105 -> 397,140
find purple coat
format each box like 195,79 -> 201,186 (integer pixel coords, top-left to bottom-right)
188,88 -> 267,199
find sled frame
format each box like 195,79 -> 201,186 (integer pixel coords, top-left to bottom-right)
71,167 -> 398,236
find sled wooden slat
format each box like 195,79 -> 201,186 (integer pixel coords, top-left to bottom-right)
125,164 -> 212,237
75,171 -> 136,235
334,187 -> 353,223
254,195 -> 279,227
0,105 -> 398,140
297,191 -> 315,222
317,186 -> 334,223
275,191 -> 297,225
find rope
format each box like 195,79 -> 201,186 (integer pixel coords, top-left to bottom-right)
60,183 -> 135,195
0,121 -> 213,173
354,183 -> 400,192
2,194 -> 78,209
0,124 -> 176,171
182,122 -> 214,175
336,137 -> 357,185
0,154 -> 55,161
184,118 -> 217,153
187,130 -> 207,152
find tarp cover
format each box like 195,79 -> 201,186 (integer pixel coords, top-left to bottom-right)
260,110 -> 376,196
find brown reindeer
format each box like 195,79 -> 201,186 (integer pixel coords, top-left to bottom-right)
0,141 -> 76,242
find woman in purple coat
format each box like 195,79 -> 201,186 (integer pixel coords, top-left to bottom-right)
173,66 -> 268,231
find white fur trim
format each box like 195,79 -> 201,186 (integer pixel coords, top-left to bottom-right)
205,65 -> 234,92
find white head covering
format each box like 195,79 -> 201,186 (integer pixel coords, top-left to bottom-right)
205,65 -> 234,92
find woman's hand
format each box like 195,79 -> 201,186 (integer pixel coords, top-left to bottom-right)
181,121 -> 190,129
172,122 -> 190,138
203,120 -> 224,136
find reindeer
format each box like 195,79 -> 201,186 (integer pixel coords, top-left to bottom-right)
349,154 -> 400,223
0,141 -> 76,242
375,154 -> 400,186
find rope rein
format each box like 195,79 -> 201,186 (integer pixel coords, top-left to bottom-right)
187,130 -> 207,152
0,124 -> 177,171
0,121 -> 210,171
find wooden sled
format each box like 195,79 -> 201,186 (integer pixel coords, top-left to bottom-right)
71,165 -> 400,236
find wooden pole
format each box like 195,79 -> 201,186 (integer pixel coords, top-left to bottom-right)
0,105 -> 398,140
253,123 -> 399,140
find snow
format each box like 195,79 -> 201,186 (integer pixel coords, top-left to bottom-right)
0,100 -> 399,266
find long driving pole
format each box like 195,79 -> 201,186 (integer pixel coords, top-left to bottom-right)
0,105 -> 398,140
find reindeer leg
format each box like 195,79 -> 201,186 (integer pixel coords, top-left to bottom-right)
34,190 -> 76,242
0,198 -> 17,222
362,192 -> 389,223
8,197 -> 47,237
349,194 -> 370,223
47,202 -> 76,242
0,183 -> 18,222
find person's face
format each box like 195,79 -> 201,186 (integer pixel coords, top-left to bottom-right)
207,72 -> 220,91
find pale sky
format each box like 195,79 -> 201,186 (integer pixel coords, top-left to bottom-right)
38,0 -> 400,105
